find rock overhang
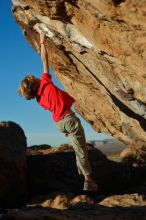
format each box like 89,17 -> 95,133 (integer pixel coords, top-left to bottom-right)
12,0 -> 146,146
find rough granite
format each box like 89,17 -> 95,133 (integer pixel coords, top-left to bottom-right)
12,0 -> 146,147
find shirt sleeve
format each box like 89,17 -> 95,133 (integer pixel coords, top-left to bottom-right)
42,73 -> 52,84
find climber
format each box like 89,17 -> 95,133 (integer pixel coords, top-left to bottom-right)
18,32 -> 98,192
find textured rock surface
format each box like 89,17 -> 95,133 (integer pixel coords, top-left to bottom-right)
0,121 -> 27,208
12,0 -> 146,146
120,144 -> 146,167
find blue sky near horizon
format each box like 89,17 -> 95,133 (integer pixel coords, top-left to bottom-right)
0,0 -> 112,147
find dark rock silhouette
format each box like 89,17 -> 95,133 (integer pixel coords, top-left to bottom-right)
4,142 -> 146,220
0,121 -> 27,208
27,145 -> 146,198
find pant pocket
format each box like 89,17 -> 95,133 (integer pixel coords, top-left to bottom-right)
56,119 -> 65,133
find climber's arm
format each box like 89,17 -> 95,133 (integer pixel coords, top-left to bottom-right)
40,32 -> 49,74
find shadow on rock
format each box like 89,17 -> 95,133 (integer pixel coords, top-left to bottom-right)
27,145 -> 146,200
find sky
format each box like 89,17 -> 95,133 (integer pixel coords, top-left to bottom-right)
0,0 -> 112,147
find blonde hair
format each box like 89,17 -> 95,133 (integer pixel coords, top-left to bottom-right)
18,75 -> 40,100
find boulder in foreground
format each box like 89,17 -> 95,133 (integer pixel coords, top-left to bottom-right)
0,121 -> 27,208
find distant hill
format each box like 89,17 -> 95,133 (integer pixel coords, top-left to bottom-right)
88,139 -> 126,154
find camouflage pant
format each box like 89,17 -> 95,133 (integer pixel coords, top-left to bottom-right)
56,111 -> 92,176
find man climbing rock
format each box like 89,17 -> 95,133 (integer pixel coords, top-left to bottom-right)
18,32 -> 98,192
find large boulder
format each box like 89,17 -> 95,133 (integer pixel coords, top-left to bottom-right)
120,144 -> 146,167
0,121 -> 27,208
12,0 -> 146,147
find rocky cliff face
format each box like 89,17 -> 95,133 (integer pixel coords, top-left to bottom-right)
12,0 -> 146,146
